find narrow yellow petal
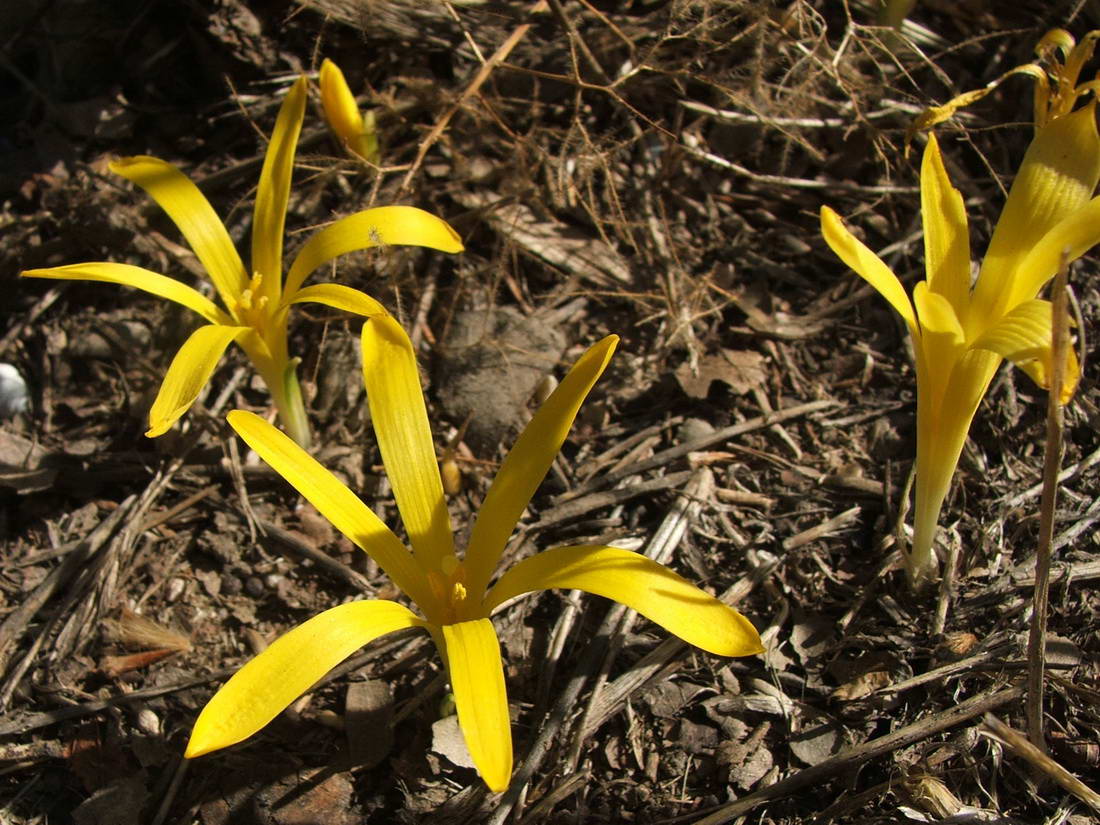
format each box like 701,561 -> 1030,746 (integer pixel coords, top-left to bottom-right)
319,59 -> 364,147
920,134 -> 971,319
439,619 -> 512,792
146,324 -> 248,437
484,546 -> 764,658
226,410 -> 435,611
20,262 -> 230,325
1006,193 -> 1100,312
975,103 -> 1100,320
1016,350 -> 1080,406
464,336 -> 618,599
361,316 -> 455,569
970,299 -> 1079,403
912,281 -> 963,343
252,76 -> 307,306
820,206 -> 918,334
288,283 -> 389,318
911,282 -> 964,418
284,206 -> 464,297
186,600 -> 425,757
110,156 -> 248,307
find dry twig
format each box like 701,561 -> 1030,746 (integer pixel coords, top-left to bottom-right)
982,713 -> 1100,814
693,685 -> 1025,825
1026,254 -> 1070,751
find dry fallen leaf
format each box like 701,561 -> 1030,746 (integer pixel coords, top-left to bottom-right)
675,348 -> 766,399
831,670 -> 892,702
938,631 -> 978,658
101,649 -> 181,678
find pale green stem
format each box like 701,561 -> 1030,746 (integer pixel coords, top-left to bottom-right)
241,328 -> 312,450
908,459 -> 949,589
267,357 -> 311,450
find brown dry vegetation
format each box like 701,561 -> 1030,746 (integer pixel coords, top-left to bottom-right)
2,1 -> 1100,823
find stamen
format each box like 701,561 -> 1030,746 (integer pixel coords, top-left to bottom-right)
231,273 -> 273,330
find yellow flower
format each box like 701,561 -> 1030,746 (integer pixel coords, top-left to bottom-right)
185,315 -> 763,790
320,59 -> 380,164
21,76 -> 461,447
822,102 -> 1100,588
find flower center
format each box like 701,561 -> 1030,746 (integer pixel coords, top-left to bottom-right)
431,553 -> 471,623
231,272 -> 271,331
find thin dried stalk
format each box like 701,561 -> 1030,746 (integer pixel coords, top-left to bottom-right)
983,713 -> 1100,813
1025,253 -> 1070,751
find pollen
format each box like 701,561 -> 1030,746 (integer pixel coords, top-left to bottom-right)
451,582 -> 467,604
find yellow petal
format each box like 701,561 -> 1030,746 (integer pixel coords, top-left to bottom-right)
911,281 -> 965,416
1007,192 -> 1100,313
284,206 -> 464,297
484,546 -> 764,658
439,619 -> 512,792
912,281 -> 963,343
226,410 -> 435,611
146,324 -> 248,437
1016,350 -> 1080,405
252,76 -> 307,306
920,134 -> 971,319
361,316 -> 455,570
319,59 -> 364,147
289,283 -> 389,318
820,206 -> 918,334
110,156 -> 248,307
186,600 -> 425,757
20,262 -> 230,325
975,103 -> 1100,319
464,335 -> 618,599
970,299 -> 1079,403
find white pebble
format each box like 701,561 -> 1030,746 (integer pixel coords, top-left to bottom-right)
165,577 -> 186,602
136,708 -> 161,736
0,364 -> 29,418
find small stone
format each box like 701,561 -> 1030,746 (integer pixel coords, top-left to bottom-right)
136,708 -> 160,736
165,578 -> 186,602
245,576 -> 264,598
0,363 -> 29,418
678,417 -> 715,444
